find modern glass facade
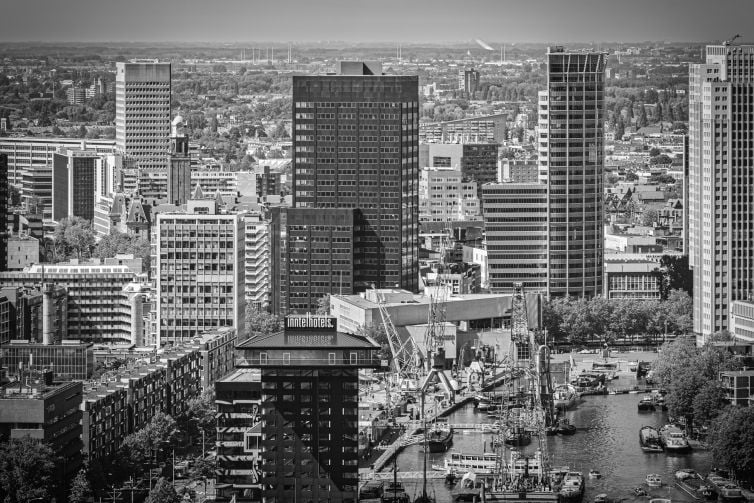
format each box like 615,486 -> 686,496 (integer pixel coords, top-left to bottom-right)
0,342 -> 93,380
540,47 -> 607,298
483,183 -> 548,292
292,70 -> 419,293
270,207 -> 355,315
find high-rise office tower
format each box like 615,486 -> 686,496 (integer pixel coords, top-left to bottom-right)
52,149 -> 99,222
292,61 -> 419,292
270,207 -> 355,315
155,194 -> 245,345
115,60 -> 172,170
167,135 -> 191,206
459,68 -> 480,94
539,46 -> 607,297
689,44 -> 754,343
483,182 -> 548,292
0,153 -> 7,272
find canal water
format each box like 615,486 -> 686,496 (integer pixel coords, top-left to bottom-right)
394,373 -> 713,503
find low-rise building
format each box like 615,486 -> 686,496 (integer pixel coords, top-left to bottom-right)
331,288 -> 516,334
1,340 -> 93,381
6,234 -> 39,270
603,255 -> 661,300
0,378 -> 83,482
730,300 -> 754,345
0,284 -> 68,344
419,167 -> 480,222
719,369 -> 754,406
0,262 -> 144,343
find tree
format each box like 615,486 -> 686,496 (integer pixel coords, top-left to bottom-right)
625,171 -> 638,182
316,295 -> 330,315
641,208 -> 658,227
0,437 -> 57,503
654,256 -> 693,300
692,381 -> 728,428
54,216 -> 95,261
78,125 -> 88,138
650,154 -> 673,165
95,230 -> 152,273
68,467 -> 93,503
245,304 -> 282,336
614,116 -> 625,139
182,390 -> 217,451
649,147 -> 661,157
120,412 -> 179,476
146,477 -> 180,503
708,406 -> 754,485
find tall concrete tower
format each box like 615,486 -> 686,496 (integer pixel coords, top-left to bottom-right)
115,60 -> 172,170
689,44 -> 754,343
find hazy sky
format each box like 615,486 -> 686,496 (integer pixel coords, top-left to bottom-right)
2,0 -> 753,44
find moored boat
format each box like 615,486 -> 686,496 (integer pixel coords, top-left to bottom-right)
553,384 -> 581,410
434,452 -> 499,476
588,470 -> 602,479
638,395 -> 655,411
659,424 -> 691,453
426,423 -> 453,453
707,473 -> 745,502
559,471 -> 586,501
646,473 -> 663,487
639,426 -> 663,453
360,480 -> 384,503
558,418 -> 577,435
675,469 -> 715,500
504,425 -> 532,446
381,481 -> 410,503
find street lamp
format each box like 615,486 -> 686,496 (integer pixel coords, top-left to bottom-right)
189,417 -> 206,457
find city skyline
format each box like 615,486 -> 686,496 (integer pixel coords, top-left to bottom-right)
1,0 -> 753,44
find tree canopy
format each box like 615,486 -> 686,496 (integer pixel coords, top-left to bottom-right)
53,216 -> 96,261
652,338 -> 741,422
542,290 -> 692,346
94,229 -> 151,273
0,437 -> 57,503
708,406 -> 754,485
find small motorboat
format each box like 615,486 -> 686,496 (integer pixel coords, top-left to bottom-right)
675,469 -> 696,481
594,494 -> 609,503
638,395 -> 655,411
646,473 -> 663,487
634,487 -> 648,497
589,470 -> 602,479
648,499 -> 671,503
558,419 -> 577,435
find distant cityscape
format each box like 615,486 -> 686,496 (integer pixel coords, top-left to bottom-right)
0,34 -> 753,503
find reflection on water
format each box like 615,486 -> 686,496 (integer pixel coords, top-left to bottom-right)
395,375 -> 712,503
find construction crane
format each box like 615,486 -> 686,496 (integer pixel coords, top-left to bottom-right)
724,34 -> 741,46
373,286 -> 422,392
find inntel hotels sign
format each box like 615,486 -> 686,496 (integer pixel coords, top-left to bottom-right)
284,316 -> 337,345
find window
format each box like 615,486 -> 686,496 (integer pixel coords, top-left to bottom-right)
328,353 -> 336,365
283,353 -> 291,365
260,353 -> 268,365
350,352 -> 358,365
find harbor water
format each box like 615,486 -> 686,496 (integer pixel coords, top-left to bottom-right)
393,370 -> 713,503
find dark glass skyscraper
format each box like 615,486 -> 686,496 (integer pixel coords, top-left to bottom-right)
292,62 -> 419,292
0,153 -> 7,272
539,47 -> 607,298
